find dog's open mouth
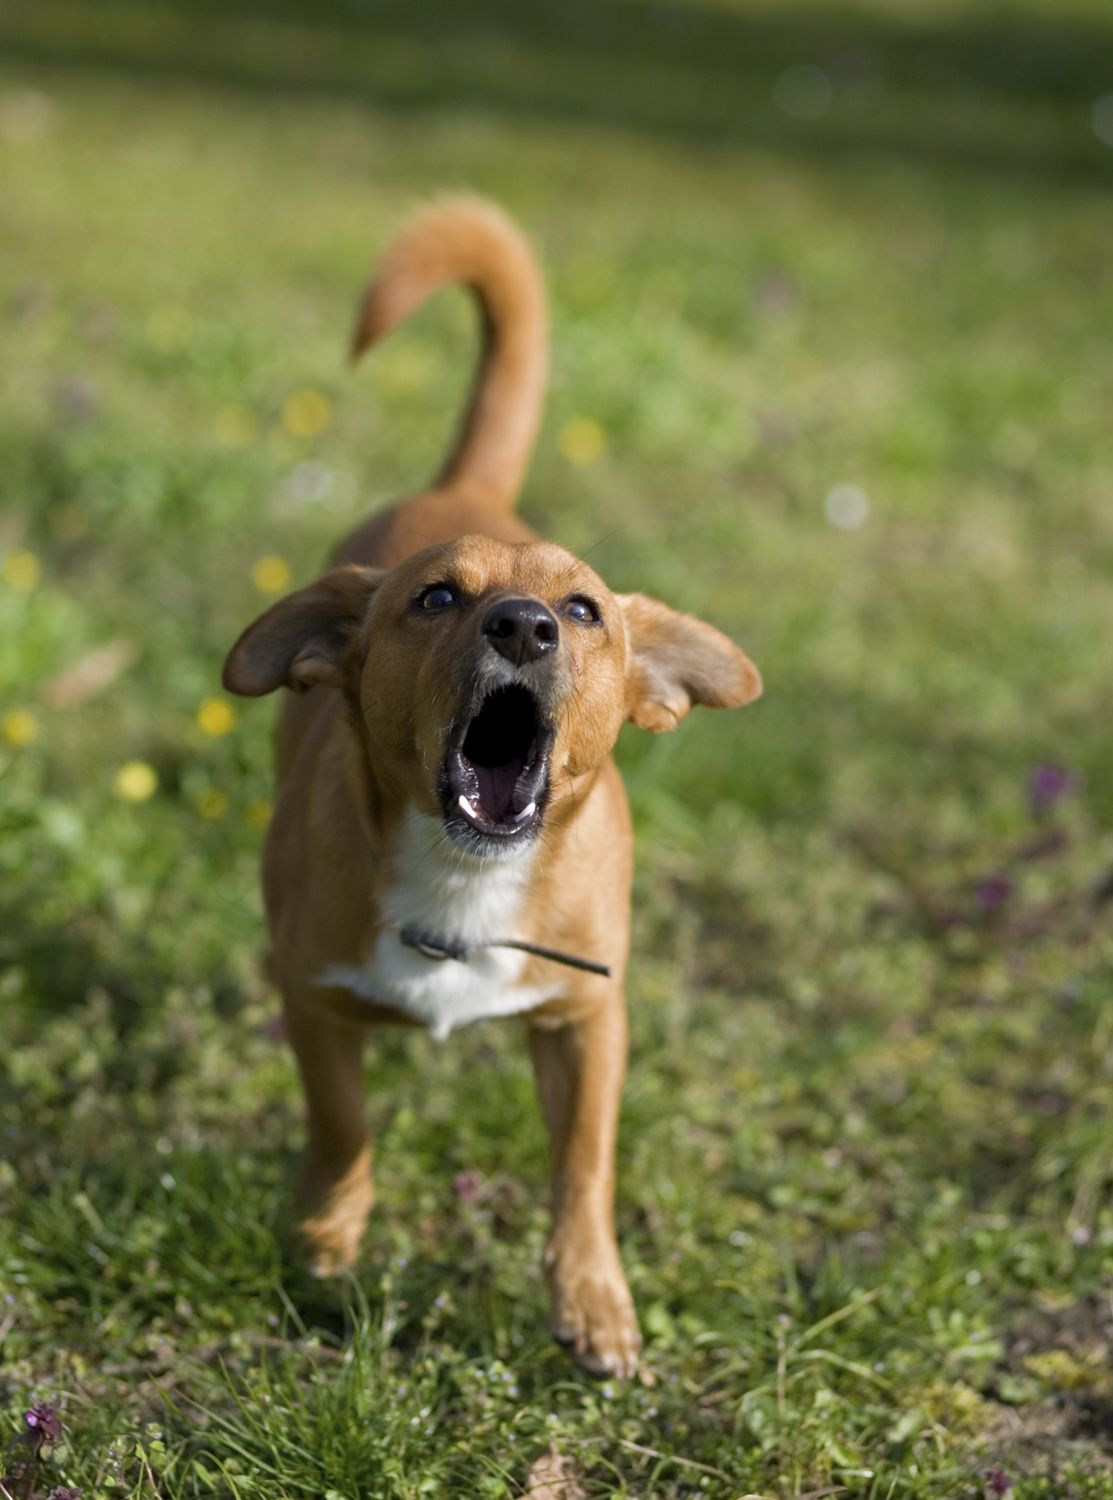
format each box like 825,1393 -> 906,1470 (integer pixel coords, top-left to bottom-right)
442,684 -> 552,849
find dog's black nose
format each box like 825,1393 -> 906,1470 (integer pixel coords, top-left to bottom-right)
482,597 -> 559,667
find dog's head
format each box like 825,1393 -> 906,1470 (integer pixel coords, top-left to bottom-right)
223,536 -> 761,858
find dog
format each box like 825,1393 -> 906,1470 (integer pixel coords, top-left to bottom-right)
223,198 -> 762,1377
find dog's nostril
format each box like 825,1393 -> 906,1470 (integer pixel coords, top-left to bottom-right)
482,597 -> 559,664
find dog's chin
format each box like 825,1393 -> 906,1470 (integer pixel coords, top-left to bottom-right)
439,683 -> 553,860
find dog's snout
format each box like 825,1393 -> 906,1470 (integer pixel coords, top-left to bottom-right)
482,597 -> 559,667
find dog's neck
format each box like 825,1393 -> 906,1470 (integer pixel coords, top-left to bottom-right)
381,807 -> 538,947
318,806 -> 562,1040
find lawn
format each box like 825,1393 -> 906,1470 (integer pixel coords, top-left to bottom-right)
2,0 -> 1113,1494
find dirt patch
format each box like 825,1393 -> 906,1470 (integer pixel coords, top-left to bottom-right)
972,1294 -> 1113,1489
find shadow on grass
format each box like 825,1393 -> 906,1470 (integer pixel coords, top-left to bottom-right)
5,0 -> 1113,186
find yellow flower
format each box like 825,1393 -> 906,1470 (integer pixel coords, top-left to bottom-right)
558,417 -> 607,467
4,550 -> 41,590
281,388 -> 332,439
196,788 -> 228,820
214,404 -> 258,448
245,799 -> 273,829
115,760 -> 158,802
197,697 -> 236,737
2,709 -> 39,746
251,555 -> 291,594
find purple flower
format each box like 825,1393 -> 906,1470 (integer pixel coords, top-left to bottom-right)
453,1169 -> 482,1202
984,1467 -> 1012,1498
47,1489 -> 83,1499
1029,764 -> 1079,816
975,875 -> 1013,912
25,1399 -> 63,1445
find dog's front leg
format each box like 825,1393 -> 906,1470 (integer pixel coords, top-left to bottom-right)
529,1000 -> 641,1377
285,998 -> 374,1276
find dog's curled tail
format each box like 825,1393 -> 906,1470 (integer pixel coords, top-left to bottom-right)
351,196 -> 547,511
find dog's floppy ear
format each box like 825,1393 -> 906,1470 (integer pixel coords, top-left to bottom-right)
222,566 -> 386,696
617,593 -> 762,732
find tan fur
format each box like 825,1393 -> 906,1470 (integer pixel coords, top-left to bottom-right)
351,195 -> 546,511
223,198 -> 761,1378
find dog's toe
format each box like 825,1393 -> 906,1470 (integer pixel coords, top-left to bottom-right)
550,1256 -> 641,1379
294,1153 -> 374,1276
304,1242 -> 355,1279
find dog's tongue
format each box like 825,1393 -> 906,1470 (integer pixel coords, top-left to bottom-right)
476,759 -> 524,823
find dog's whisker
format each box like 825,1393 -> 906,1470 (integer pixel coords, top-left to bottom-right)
556,528 -> 623,588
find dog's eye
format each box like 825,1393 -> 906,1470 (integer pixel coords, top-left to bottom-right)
418,583 -> 457,611
563,595 -> 601,625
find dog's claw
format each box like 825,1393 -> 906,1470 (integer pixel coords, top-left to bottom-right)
295,1149 -> 374,1277
548,1248 -> 641,1379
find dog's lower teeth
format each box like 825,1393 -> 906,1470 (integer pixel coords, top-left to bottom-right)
458,792 -> 536,829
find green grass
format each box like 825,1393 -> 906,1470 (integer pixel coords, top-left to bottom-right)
2,0 -> 1113,1494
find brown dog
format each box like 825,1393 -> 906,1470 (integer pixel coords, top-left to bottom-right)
223,199 -> 761,1377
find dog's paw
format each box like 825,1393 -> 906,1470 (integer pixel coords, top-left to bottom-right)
547,1244 -> 641,1379
298,1221 -> 361,1279
296,1196 -> 369,1277
295,1150 -> 374,1276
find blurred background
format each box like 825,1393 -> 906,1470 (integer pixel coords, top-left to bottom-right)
2,1 -> 1112,1496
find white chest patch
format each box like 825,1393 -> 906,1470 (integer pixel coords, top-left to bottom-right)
318,810 -> 564,1040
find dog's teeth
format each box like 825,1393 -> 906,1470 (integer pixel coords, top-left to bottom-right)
458,794 -> 478,818
513,801 -> 537,822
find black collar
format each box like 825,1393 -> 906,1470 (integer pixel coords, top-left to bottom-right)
399,925 -> 611,979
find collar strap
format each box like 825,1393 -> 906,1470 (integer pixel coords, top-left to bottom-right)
399,925 -> 611,979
